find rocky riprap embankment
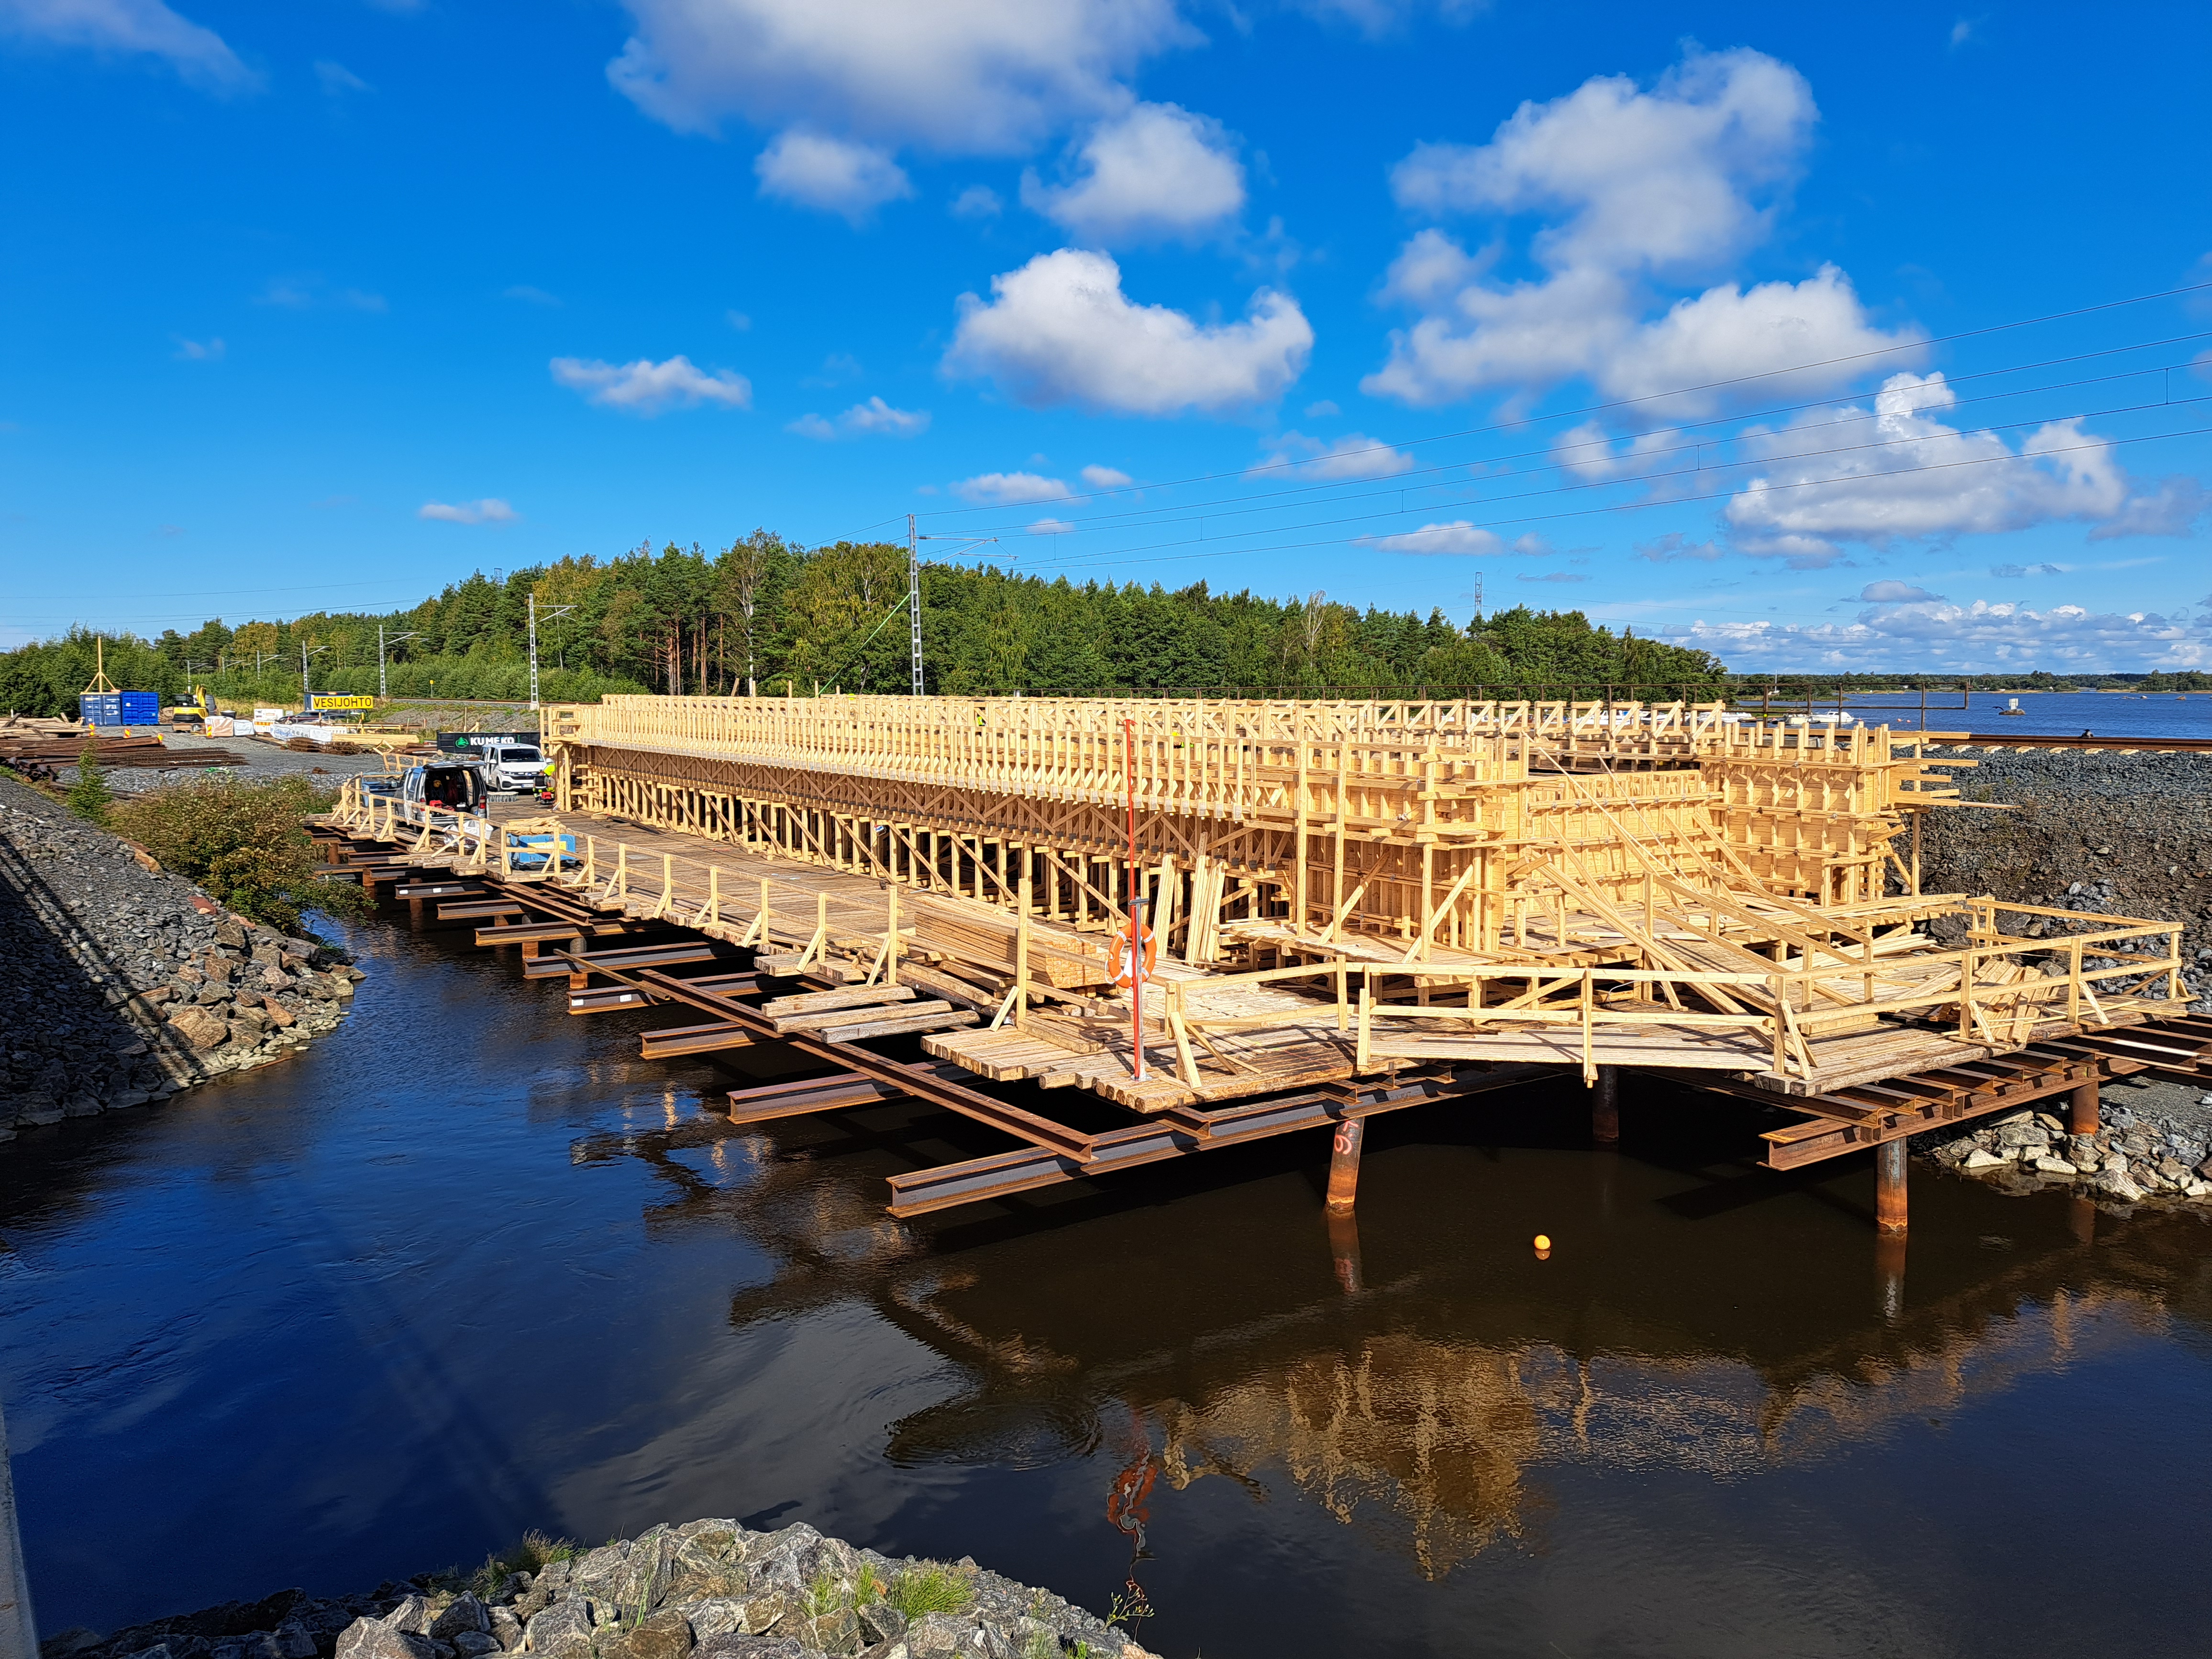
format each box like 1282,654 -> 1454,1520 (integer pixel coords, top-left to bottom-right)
1923,1089 -> 2212,1206
42,1519 -> 1163,1659
1917,747 -> 2212,1010
0,775 -> 362,1139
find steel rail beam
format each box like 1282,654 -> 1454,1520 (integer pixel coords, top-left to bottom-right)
882,1064 -> 1545,1217
629,968 -> 1098,1161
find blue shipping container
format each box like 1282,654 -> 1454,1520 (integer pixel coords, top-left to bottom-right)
78,691 -> 160,726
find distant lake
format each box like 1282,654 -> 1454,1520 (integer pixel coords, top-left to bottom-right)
1748,689 -> 2212,741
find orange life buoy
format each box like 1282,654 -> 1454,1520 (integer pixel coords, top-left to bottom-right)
1106,922 -> 1156,987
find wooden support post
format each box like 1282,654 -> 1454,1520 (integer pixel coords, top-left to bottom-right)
1014,853 -> 1029,1029
1874,1138 -> 1908,1235
1592,1065 -> 1619,1144
1325,1116 -> 1365,1214
885,883 -> 900,985
2069,1079 -> 2100,1137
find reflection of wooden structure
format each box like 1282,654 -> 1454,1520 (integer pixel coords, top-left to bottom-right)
1154,1288 -> 2169,1579
317,691 -> 2190,1217
559,1084 -> 2206,1589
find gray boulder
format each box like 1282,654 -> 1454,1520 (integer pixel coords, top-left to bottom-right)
2098,1166 -> 2145,1201
431,1597 -> 489,1641
384,1601 -> 434,1638
622,1611 -> 694,1659
856,1608 -> 906,1646
611,1530 -> 676,1616
691,1641 -> 804,1659
523,1601 -> 595,1658
743,1527 -> 823,1596
680,1604 -> 747,1642
570,1545 -> 631,1603
335,1621 -> 433,1659
487,1610 -> 524,1653
675,1528 -> 744,1581
901,1616 -> 977,1658
737,1595 -> 794,1638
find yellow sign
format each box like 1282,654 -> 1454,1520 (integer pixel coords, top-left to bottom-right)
310,695 -> 376,711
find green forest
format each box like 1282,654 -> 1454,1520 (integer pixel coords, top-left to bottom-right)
0,532 -> 1736,716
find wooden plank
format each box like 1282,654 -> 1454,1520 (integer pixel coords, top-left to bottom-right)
759,984 -> 919,1016
769,998 -> 954,1034
822,1008 -> 981,1042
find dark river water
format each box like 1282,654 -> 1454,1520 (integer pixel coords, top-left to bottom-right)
7,909 -> 2212,1658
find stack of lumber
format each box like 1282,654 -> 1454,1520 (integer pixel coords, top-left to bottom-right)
907,896 -> 1108,988
0,731 -> 249,771
756,982 -> 977,1042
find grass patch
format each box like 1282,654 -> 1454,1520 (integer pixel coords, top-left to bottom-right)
880,1567 -> 972,1621
468,1529 -> 579,1598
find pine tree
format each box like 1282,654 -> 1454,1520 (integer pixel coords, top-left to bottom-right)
67,742 -> 112,826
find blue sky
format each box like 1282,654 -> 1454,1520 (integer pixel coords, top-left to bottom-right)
3,0 -> 2209,671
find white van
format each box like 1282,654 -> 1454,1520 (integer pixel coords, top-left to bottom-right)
471,740 -> 544,794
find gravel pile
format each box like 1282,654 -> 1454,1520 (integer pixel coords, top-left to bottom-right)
1918,747 -> 2212,1010
0,775 -> 362,1140
40,1518 -> 1163,1659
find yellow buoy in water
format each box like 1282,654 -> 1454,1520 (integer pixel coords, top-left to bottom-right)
1532,1233 -> 1552,1252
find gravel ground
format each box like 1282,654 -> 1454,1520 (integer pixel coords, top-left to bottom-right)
0,774 -> 362,1141
104,730 -> 399,794
1916,747 -> 2212,1008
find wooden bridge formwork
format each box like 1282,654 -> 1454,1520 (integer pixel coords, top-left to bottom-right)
312,692 -> 2200,1226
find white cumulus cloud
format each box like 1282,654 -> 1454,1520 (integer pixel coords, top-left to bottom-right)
1022,101 -> 1245,244
944,248 -> 1312,416
1366,49 -> 1920,413
754,130 -> 912,220
1661,601 -> 2212,673
1254,431 -> 1414,480
172,335 -> 224,361
550,354 -> 752,414
1,0 -> 257,92
419,498 -> 518,525
605,0 -> 1192,150
789,395 -> 929,439
1353,522 -> 1553,556
1079,464 -> 1133,488
1724,372 -> 2199,565
955,471 -> 1070,504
